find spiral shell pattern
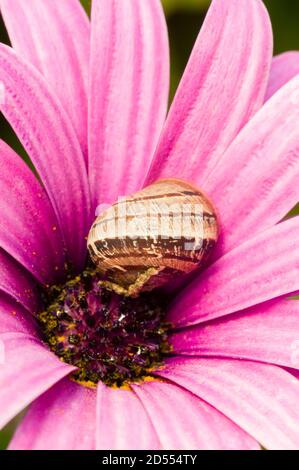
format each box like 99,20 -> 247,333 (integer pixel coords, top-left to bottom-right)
88,179 -> 219,296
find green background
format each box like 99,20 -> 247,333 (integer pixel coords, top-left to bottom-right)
1,0 -> 299,449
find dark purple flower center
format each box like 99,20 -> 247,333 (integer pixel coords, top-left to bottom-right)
38,269 -> 171,388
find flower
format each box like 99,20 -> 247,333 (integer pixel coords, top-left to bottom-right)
1,0 -> 299,450
265,51 -> 299,101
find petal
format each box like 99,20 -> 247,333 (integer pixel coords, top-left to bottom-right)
205,75 -> 299,258
0,249 -> 39,314
157,357 -> 299,450
171,298 -> 299,370
145,0 -> 272,186
0,332 -> 74,430
0,0 -> 90,159
89,0 -> 169,209
132,381 -> 259,450
0,44 -> 91,270
265,52 -> 299,101
0,140 -> 66,284
169,216 -> 299,327
0,293 -> 38,337
288,368 -> 299,380
96,382 -> 160,450
9,378 -> 96,450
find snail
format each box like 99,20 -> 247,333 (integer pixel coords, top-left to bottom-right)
87,179 -> 219,297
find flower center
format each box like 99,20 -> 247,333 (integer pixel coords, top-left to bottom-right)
38,269 -> 171,388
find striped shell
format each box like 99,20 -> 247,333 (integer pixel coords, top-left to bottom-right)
88,179 -> 219,297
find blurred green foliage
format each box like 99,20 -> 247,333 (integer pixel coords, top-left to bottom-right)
1,0 -> 299,450
163,0 -> 210,14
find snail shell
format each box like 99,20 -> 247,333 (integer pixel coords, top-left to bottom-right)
87,179 -> 219,297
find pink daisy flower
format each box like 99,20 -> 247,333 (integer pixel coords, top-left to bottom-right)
1,0 -> 299,450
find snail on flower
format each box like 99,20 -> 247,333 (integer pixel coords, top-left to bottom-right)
88,179 -> 219,297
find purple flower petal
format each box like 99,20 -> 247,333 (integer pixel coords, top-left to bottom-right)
89,0 -> 169,209
132,381 -> 259,450
96,382 -> 160,450
9,378 -> 96,450
169,216 -> 299,327
288,369 -> 299,380
171,298 -> 299,370
157,357 -> 299,450
0,0 -> 90,160
0,293 -> 38,337
145,0 -> 272,186
265,52 -> 299,101
0,44 -> 91,271
0,332 -> 74,430
0,249 -> 39,314
206,75 -> 299,258
0,140 -> 66,284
